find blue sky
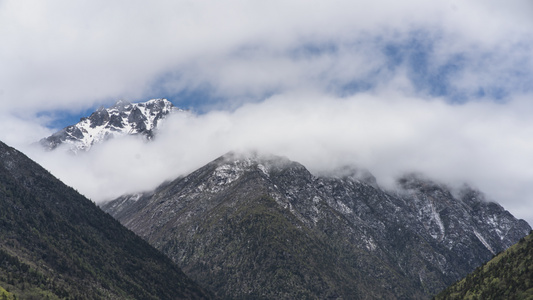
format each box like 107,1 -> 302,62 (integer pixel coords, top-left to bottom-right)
1,0 -> 533,224
39,31 -> 532,129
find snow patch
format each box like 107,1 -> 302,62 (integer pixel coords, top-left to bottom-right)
129,193 -> 142,202
43,98 -> 180,152
431,203 -> 445,241
365,237 -> 377,251
257,163 -> 269,177
214,163 -> 244,185
337,200 -> 353,215
474,230 -> 496,255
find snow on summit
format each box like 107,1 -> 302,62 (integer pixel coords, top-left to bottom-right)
39,99 -> 181,153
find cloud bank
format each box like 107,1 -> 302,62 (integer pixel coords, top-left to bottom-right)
1,0 -> 532,112
25,91 -> 533,225
1,1 -> 533,224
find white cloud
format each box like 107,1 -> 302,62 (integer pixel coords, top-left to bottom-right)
0,113 -> 53,147
2,1 -> 533,225
22,91 -> 533,226
1,0 -> 532,112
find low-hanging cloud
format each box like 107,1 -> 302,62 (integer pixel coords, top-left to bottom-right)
24,89 -> 533,225
2,0 -> 533,225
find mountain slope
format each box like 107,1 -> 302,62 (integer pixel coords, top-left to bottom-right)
434,230 -> 533,299
0,140 -> 210,299
39,98 -> 181,152
102,152 -> 530,299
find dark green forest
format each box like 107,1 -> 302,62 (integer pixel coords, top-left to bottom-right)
0,141 -> 209,299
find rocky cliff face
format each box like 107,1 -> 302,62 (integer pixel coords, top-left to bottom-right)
39,98 -> 180,152
102,152 -> 531,299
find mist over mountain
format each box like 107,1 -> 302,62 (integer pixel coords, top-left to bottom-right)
3,2 -> 533,298
15,99 -> 533,298
25,95 -> 533,227
0,140 -> 209,299
101,151 -> 530,299
3,0 -> 533,234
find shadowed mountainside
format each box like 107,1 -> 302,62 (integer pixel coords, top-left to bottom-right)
0,141 -> 210,299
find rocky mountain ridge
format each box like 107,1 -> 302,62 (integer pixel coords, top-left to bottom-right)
39,98 -> 181,152
102,152 -> 531,299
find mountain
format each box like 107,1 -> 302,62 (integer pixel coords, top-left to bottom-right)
39,98 -> 181,152
0,140 -> 210,299
434,230 -> 533,299
101,152 -> 531,299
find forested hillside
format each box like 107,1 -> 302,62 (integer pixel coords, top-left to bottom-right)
435,231 -> 533,299
0,141 -> 209,299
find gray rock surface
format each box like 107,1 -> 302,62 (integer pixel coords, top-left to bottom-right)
102,151 -> 531,299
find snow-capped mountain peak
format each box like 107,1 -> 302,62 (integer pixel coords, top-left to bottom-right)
39,98 -> 181,152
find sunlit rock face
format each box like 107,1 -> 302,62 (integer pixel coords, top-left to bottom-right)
102,151 -> 531,299
39,98 -> 181,152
